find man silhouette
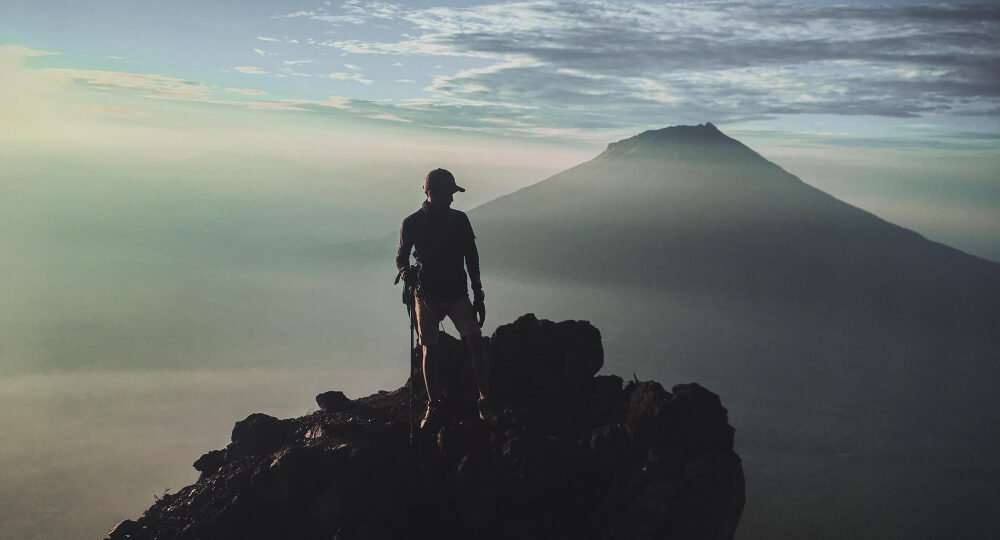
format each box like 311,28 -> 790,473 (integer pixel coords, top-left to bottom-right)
396,168 -> 494,430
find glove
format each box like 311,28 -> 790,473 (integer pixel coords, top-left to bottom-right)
472,288 -> 486,328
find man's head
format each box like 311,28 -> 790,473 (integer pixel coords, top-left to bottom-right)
424,168 -> 464,207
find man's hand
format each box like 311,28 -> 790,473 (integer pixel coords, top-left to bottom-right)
473,288 -> 486,328
401,266 -> 419,287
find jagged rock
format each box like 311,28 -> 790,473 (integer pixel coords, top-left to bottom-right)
193,449 -> 226,474
228,413 -> 291,460
625,381 -> 673,450
669,383 -> 736,456
108,315 -> 743,540
315,390 -> 352,412
105,519 -> 144,540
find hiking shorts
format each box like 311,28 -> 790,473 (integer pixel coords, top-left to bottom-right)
415,295 -> 481,346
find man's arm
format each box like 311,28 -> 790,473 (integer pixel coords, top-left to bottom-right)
466,238 -> 482,294
462,214 -> 482,293
396,220 -> 412,273
466,230 -> 486,327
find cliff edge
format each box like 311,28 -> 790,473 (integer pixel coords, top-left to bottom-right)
106,314 -> 744,540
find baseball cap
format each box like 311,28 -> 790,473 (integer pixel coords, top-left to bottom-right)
424,168 -> 465,193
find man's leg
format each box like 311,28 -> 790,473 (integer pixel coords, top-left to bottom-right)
422,343 -> 444,402
465,334 -> 490,401
415,298 -> 446,429
448,297 -> 494,421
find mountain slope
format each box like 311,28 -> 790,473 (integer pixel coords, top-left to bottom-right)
472,123 -> 998,336
460,125 -> 1000,538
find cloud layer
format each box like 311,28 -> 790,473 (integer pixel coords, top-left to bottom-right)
6,2 -> 999,143
296,0 -> 1000,130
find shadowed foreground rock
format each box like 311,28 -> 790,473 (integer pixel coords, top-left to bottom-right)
107,314 -> 744,540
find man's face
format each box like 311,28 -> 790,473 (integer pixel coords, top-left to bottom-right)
427,189 -> 454,207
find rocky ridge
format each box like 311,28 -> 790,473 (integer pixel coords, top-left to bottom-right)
107,314 -> 744,540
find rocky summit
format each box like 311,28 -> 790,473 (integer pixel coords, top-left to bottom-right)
106,314 -> 744,540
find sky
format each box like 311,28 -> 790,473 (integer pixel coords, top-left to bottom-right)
2,0 -> 999,141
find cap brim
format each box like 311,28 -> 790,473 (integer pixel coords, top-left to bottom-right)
453,185 -> 466,193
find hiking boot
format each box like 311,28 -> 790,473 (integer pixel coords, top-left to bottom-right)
419,400 -> 447,431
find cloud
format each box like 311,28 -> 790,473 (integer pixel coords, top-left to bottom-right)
246,100 -> 311,111
9,1 -> 1000,144
234,66 -> 268,75
328,71 -> 372,84
1,43 -> 356,136
272,10 -> 316,19
0,44 -> 59,58
257,36 -> 299,44
41,68 -> 214,101
323,96 -> 352,109
365,112 -> 412,123
299,0 -> 1000,131
225,87 -> 268,96
296,0 -> 403,25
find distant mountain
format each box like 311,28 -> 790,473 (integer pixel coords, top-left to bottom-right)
473,123 -> 999,336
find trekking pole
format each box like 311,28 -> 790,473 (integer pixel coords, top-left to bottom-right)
396,268 -> 418,446
407,292 -> 416,446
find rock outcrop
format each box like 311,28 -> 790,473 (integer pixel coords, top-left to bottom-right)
106,314 -> 744,540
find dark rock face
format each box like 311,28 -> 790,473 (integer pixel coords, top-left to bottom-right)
228,414 -> 291,461
315,391 -> 352,413
107,314 -> 743,540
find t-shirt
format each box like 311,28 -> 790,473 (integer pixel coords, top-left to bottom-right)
396,202 -> 480,302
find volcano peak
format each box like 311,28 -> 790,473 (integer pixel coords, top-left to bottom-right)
601,122 -> 762,164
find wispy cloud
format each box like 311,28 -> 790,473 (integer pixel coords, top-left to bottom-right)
295,0 -> 1000,132
234,66 -> 268,75
0,44 -> 59,57
42,68 -> 214,102
323,96 -> 352,109
225,87 -> 268,96
257,36 -> 299,44
272,10 -> 316,19
287,0 -> 403,25
9,1 -> 1000,144
328,71 -> 372,84
365,112 -> 412,123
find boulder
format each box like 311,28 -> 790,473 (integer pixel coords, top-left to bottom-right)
316,391 -> 352,413
228,413 -> 291,460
